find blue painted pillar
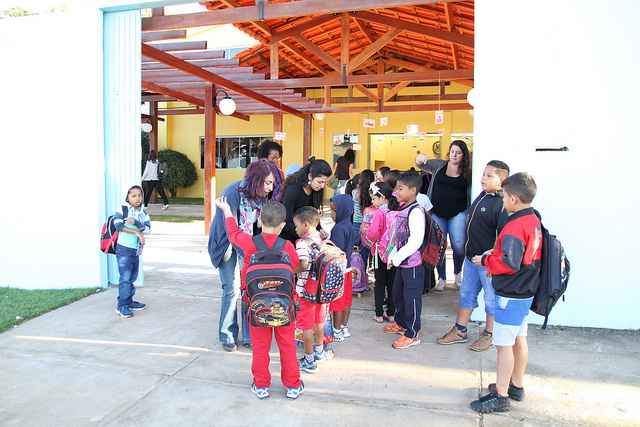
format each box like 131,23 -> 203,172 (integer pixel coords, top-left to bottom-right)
103,10 -> 143,287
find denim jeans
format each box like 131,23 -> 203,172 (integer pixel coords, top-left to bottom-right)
218,249 -> 250,346
459,258 -> 496,316
432,211 -> 467,280
116,247 -> 139,308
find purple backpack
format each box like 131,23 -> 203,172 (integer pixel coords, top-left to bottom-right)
350,251 -> 368,293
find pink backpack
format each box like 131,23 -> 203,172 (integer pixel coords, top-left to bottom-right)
378,202 -> 419,265
359,206 -> 377,249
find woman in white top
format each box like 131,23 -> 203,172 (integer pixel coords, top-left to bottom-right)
141,150 -> 169,209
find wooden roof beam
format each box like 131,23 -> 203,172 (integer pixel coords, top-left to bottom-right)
348,27 -> 403,72
443,3 -> 458,70
352,11 -> 474,48
142,43 -> 306,119
142,30 -> 187,42
272,14 -> 338,42
292,35 -> 341,72
143,50 -> 225,62
142,58 -> 239,70
148,41 -> 207,52
142,0 -> 458,31
233,69 -> 474,89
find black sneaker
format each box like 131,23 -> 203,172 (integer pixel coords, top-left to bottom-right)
470,392 -> 510,413
115,306 -> 133,318
488,383 -> 525,401
130,301 -> 146,311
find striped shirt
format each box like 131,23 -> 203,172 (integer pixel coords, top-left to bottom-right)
113,204 -> 151,251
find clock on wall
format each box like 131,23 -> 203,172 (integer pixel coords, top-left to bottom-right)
432,141 -> 441,156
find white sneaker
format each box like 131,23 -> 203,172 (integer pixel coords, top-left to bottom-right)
434,279 -> 446,291
162,204 -> 169,210
342,326 -> 351,338
445,274 -> 461,290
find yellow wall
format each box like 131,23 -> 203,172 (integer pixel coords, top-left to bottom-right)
159,82 -> 473,198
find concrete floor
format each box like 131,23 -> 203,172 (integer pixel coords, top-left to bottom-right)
1,221 -> 639,427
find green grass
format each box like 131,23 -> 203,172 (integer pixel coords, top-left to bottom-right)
151,215 -> 203,223
0,287 -> 99,333
168,197 -> 204,205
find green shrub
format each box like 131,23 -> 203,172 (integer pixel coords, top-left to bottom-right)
158,149 -> 197,198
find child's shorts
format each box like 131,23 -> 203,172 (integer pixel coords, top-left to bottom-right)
297,299 -> 327,330
459,258 -> 496,316
492,295 -> 534,346
329,271 -> 353,313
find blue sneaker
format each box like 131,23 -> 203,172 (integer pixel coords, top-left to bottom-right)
115,306 -> 133,318
299,357 -> 318,373
251,383 -> 270,400
314,349 -> 335,363
333,328 -> 345,342
130,301 -> 146,311
286,381 -> 305,400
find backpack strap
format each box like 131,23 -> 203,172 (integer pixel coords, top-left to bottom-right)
272,237 -> 286,251
122,205 -> 129,218
252,234 -> 268,251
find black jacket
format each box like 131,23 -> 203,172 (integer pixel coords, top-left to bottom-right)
464,191 -> 508,259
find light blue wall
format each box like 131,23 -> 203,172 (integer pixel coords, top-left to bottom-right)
103,10 -> 143,287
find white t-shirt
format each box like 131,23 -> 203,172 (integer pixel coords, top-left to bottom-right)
142,160 -> 159,181
416,193 -> 433,211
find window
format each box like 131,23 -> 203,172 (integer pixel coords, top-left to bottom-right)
199,136 -> 270,169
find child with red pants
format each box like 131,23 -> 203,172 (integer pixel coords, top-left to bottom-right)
216,197 -> 304,400
294,207 -> 333,374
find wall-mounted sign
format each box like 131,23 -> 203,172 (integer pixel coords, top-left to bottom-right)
352,143 -> 362,151
406,124 -> 420,137
274,131 -> 286,141
435,110 -> 444,125
379,117 -> 388,127
363,118 -> 375,128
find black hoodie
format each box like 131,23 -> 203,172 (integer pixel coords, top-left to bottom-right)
464,191 -> 508,259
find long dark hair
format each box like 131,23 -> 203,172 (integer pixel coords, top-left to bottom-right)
148,150 -> 157,161
359,169 -> 375,209
383,169 -> 401,190
450,140 -> 471,180
284,158 -> 332,208
343,148 -> 355,164
372,182 -> 399,211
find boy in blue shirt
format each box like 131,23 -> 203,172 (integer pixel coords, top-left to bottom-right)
112,185 -> 151,318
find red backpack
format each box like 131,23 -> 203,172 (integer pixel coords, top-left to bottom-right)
245,235 -> 296,327
100,206 -> 128,254
416,207 -> 447,268
303,240 -> 347,304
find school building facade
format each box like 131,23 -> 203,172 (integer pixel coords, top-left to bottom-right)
0,0 -> 638,331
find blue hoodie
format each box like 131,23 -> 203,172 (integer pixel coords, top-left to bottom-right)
330,194 -> 354,265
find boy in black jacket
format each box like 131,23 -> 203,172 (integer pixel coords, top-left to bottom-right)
437,161 -> 510,352
470,172 -> 542,413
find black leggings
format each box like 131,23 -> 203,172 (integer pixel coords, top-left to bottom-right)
143,180 -> 168,206
374,256 -> 395,317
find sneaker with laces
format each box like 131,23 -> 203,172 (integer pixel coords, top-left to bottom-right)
488,383 -> 525,401
333,328 -> 345,342
299,357 -> 318,373
251,383 -> 270,400
434,278 -> 446,291
383,322 -> 406,335
286,382 -> 305,400
115,306 -> 133,318
342,326 -> 351,338
314,349 -> 334,363
470,392 -> 510,413
469,330 -> 493,352
392,335 -> 421,349
162,204 -> 169,210
130,301 -> 146,311
437,326 -> 468,345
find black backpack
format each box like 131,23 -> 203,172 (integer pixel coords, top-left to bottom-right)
531,219 -> 570,329
245,235 -> 295,327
